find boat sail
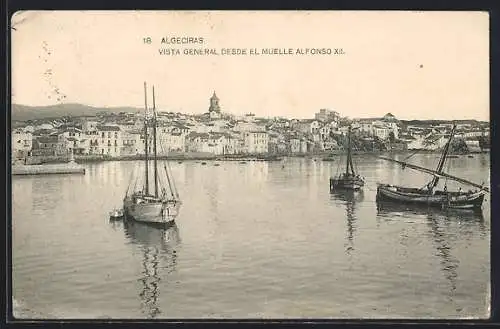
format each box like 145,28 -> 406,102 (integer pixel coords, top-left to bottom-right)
329,125 -> 365,192
376,124 -> 488,211
123,82 -> 182,224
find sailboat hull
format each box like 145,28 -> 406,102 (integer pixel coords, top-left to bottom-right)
330,176 -> 365,192
123,196 -> 181,224
376,184 -> 485,210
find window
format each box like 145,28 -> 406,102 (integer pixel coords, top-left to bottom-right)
101,132 -> 105,138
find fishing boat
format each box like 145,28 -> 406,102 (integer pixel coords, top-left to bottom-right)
329,126 -> 365,192
123,82 -> 182,224
376,124 -> 489,211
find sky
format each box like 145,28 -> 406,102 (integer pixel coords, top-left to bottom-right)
11,11 -> 489,120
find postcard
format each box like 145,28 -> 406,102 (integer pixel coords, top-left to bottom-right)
10,10 -> 490,319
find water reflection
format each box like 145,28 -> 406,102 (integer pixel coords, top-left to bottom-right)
331,190 -> 365,256
122,221 -> 181,319
376,201 -> 485,222
376,202 -> 485,300
426,214 -> 459,298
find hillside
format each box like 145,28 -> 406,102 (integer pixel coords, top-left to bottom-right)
11,103 -> 141,121
399,119 -> 489,126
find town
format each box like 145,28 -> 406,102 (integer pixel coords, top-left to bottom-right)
11,91 -> 490,163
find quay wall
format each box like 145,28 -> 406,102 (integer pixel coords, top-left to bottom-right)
19,149 -> 489,165
12,163 -> 86,175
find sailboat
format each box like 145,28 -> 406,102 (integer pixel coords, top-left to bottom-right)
376,124 -> 488,211
329,126 -> 365,192
123,82 -> 182,224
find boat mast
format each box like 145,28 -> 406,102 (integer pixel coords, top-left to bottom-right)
152,85 -> 159,198
428,124 -> 457,191
346,126 -> 355,176
378,156 -> 489,192
144,82 -> 149,195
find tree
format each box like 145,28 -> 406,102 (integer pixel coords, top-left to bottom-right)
450,138 -> 468,154
388,131 -> 396,143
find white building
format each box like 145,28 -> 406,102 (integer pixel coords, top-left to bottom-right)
296,120 -> 320,135
244,131 -> 269,154
121,130 -> 143,155
94,125 -> 122,157
289,138 -> 301,154
233,121 -> 261,133
158,132 -> 186,153
12,129 -> 33,158
315,109 -> 340,122
82,120 -> 99,132
186,132 -> 210,153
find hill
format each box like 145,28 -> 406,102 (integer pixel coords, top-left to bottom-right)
11,103 -> 141,121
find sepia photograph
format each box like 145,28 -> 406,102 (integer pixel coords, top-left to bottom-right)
10,10 -> 490,319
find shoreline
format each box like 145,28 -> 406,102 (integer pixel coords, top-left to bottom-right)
18,150 -> 490,165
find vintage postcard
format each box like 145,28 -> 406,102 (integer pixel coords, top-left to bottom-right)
10,11 -> 490,319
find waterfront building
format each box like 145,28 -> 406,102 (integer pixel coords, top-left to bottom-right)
322,138 -> 339,151
243,131 -> 269,154
121,130 -> 143,155
300,139 -> 309,153
224,132 -> 243,154
289,137 -> 301,154
206,132 -> 227,155
465,140 -> 482,152
57,127 -> 91,155
12,129 -> 33,159
158,131 -> 186,153
31,136 -> 66,156
319,124 -> 331,141
94,125 -> 122,157
186,132 -> 210,153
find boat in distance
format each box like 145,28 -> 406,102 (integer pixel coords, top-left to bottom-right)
123,82 -> 182,225
376,124 -> 488,211
330,125 -> 365,192
109,208 -> 124,220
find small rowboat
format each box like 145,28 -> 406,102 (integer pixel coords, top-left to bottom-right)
109,208 -> 124,220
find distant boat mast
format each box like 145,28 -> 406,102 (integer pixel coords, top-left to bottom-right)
152,85 -> 159,198
144,82 -> 149,195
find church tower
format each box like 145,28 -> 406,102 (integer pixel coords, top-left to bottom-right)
208,91 -> 221,119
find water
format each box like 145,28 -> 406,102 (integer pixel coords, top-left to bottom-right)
11,154 -> 490,319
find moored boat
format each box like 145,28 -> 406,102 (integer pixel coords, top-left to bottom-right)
123,82 -> 182,225
109,208 -> 124,220
330,126 -> 365,192
376,124 -> 489,211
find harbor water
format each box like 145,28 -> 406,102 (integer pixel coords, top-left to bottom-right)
11,154 -> 490,319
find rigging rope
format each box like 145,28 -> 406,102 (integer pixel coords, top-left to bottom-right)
444,158 -> 452,190
402,149 -> 421,162
125,164 -> 137,196
158,136 -> 178,200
